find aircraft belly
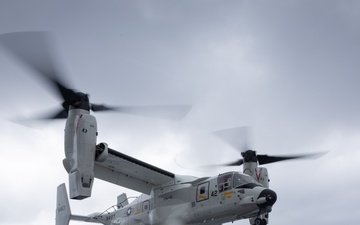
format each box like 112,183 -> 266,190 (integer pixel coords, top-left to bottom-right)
191,197 -> 259,224
149,203 -> 193,224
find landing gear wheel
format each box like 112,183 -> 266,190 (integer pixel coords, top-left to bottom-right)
254,218 -> 267,225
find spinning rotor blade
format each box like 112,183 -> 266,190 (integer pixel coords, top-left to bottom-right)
213,126 -> 251,151
0,31 -> 77,102
210,127 -> 250,167
199,159 -> 244,168
48,109 -> 69,119
215,150 -> 325,167
91,104 -> 117,112
1,31 -> 191,121
211,126 -> 326,167
218,159 -> 244,167
91,104 -> 191,120
112,105 -> 192,121
257,152 -> 326,165
92,104 -> 191,120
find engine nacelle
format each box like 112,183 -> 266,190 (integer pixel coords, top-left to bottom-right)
64,109 -> 97,200
95,142 -> 108,162
255,167 -> 269,188
243,163 -> 269,188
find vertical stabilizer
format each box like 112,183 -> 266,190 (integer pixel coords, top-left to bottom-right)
56,183 -> 71,225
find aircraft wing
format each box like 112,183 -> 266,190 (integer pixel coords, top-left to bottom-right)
94,148 -> 175,194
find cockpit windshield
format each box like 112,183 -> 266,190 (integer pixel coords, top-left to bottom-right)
218,172 -> 262,192
233,173 -> 262,189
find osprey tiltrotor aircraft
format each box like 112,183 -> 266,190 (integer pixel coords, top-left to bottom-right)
1,32 -> 322,225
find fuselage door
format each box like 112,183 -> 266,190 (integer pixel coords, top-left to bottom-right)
194,182 -> 210,218
196,182 -> 210,202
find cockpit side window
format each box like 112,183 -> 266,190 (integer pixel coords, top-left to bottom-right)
217,173 -> 233,192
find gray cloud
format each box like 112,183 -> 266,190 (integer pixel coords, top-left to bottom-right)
0,1 -> 359,225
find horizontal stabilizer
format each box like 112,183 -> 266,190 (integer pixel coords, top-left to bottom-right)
56,183 -> 102,224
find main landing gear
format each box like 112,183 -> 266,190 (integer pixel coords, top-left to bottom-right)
250,213 -> 268,225
254,218 -> 267,225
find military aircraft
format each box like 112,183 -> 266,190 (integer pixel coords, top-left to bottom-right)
0,31 -> 323,225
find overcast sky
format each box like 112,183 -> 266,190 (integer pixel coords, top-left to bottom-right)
0,1 -> 359,225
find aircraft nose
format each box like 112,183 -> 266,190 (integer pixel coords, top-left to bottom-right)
256,189 -> 277,212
